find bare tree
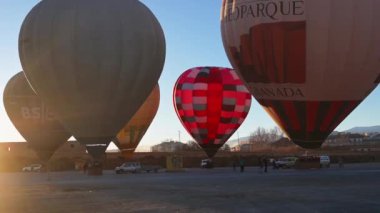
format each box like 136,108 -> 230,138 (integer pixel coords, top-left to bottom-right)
221,144 -> 231,152
268,126 -> 283,142
250,127 -> 269,144
249,126 -> 283,144
186,140 -> 201,151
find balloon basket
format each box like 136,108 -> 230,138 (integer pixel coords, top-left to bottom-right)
87,167 -> 103,176
87,161 -> 103,176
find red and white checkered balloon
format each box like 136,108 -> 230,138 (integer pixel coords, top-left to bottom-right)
173,67 -> 252,158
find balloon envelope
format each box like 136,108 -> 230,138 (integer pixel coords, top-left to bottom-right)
3,72 -> 71,162
114,84 -> 160,158
19,0 -> 165,159
173,67 -> 252,158
221,0 -> 380,148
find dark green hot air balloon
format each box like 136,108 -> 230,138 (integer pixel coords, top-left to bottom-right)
19,0 -> 166,167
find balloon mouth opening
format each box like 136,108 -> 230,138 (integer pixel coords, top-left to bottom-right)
292,140 -> 323,149
200,144 -> 223,158
76,136 -> 113,145
121,149 -> 136,158
121,148 -> 136,152
86,144 -> 108,147
76,136 -> 112,160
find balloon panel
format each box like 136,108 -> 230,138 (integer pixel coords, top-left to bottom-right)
114,85 -> 160,155
222,0 -> 379,101
174,67 -> 251,157
3,72 -> 71,161
19,0 -> 165,145
221,0 -> 380,148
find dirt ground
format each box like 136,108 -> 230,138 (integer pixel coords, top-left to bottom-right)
0,163 -> 379,212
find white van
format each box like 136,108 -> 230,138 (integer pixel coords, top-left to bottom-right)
201,159 -> 213,168
320,155 -> 330,168
22,164 -> 42,172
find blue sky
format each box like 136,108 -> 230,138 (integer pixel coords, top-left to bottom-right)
0,1 -> 379,151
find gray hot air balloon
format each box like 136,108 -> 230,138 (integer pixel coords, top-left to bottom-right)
3,72 -> 71,163
18,0 -> 166,163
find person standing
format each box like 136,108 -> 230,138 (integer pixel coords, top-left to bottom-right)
258,157 -> 263,173
339,157 -> 344,168
264,158 -> 268,173
239,158 -> 245,173
272,158 -> 278,169
83,161 -> 88,174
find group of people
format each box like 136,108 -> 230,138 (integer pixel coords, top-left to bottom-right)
232,158 -> 246,172
232,157 -> 271,173
258,157 -> 269,173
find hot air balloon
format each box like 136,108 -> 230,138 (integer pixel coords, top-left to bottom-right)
173,67 -> 252,158
19,0 -> 165,161
114,84 -> 160,159
3,72 -> 71,162
221,0 -> 380,149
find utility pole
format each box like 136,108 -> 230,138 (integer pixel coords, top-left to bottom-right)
178,130 -> 181,142
237,131 -> 240,152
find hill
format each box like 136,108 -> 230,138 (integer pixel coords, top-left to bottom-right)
344,125 -> 380,134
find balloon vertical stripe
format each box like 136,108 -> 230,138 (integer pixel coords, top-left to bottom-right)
305,102 -> 319,133
328,101 -> 360,133
320,102 -> 345,132
375,74 -> 380,83
256,99 -> 361,148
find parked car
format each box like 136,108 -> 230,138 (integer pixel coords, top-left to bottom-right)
201,159 -> 213,168
115,162 -> 161,174
275,157 -> 298,168
22,164 -> 42,172
295,156 -> 321,169
320,155 -> 331,168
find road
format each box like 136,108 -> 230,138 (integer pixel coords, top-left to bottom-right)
0,163 -> 379,212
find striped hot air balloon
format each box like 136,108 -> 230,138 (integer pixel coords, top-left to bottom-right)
221,0 -> 380,148
173,67 -> 252,158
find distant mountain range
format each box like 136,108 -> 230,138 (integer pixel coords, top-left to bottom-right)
221,126 -> 380,148
344,125 -> 380,134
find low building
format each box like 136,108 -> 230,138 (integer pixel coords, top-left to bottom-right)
0,141 -> 88,172
151,141 -> 187,152
239,143 -> 256,152
0,141 -> 87,159
364,133 -> 380,143
325,133 -> 366,146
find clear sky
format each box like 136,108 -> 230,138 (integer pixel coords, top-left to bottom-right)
0,1 -> 379,151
